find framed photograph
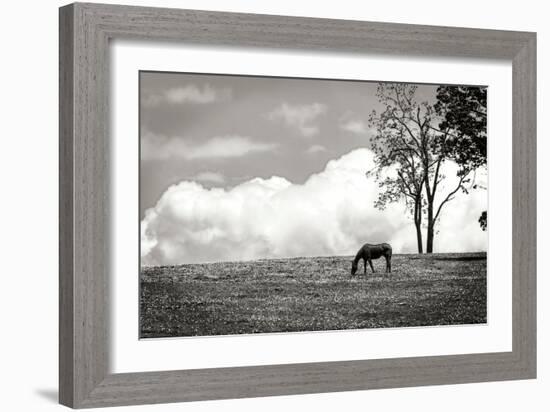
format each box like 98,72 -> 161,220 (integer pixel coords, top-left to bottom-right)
59,2 -> 536,408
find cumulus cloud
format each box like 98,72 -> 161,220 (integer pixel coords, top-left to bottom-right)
142,83 -> 232,107
141,148 -> 487,266
267,102 -> 327,137
141,131 -> 277,161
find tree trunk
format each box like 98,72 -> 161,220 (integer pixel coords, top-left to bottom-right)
426,203 -> 434,253
415,221 -> 423,254
426,222 -> 434,253
414,199 -> 423,254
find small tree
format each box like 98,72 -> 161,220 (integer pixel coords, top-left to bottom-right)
368,83 -> 472,253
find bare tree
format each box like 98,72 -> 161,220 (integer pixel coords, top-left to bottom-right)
368,83 -> 471,253
367,117 -> 425,253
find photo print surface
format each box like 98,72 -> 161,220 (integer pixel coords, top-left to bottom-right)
139,71 -> 488,338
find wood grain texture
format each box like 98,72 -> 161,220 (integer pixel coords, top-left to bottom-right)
512,35 -> 537,374
59,4 -> 74,406
58,2 -> 537,408
60,3 -> 109,407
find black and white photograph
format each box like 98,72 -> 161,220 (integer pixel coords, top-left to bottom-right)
139,72 -> 488,338
1,0 -> 545,410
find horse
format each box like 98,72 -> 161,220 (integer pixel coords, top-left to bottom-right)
351,243 -> 392,275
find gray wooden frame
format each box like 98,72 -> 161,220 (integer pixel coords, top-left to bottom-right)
59,2 -> 536,408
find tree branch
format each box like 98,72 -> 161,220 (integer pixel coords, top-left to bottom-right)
434,174 -> 468,221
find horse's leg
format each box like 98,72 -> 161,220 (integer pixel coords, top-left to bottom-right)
385,255 -> 391,273
363,258 -> 367,274
369,259 -> 375,273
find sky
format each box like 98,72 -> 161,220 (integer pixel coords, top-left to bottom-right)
140,72 -> 487,266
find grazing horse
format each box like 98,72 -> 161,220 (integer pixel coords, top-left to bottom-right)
351,243 -> 392,275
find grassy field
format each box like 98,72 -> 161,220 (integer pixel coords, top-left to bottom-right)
140,252 -> 486,338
